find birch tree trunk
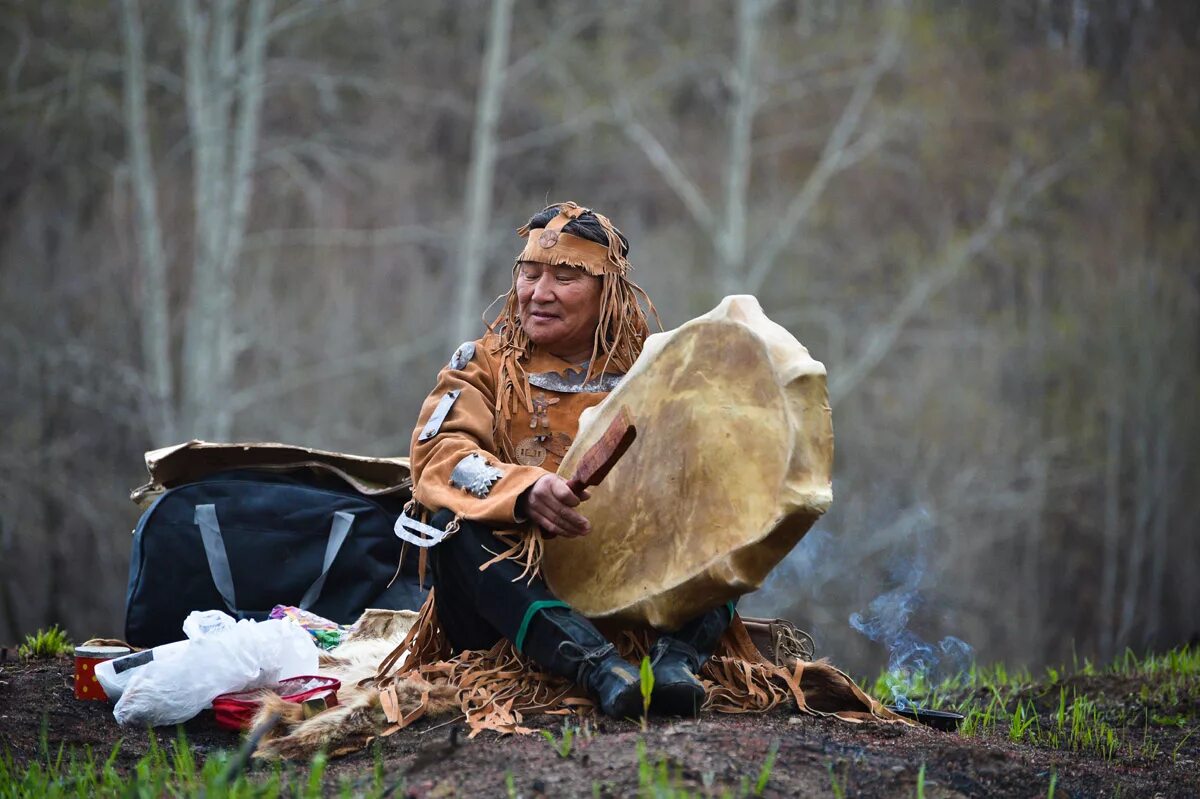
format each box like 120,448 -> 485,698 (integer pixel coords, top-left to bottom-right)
180,0 -> 225,435
179,0 -> 273,439
451,0 -> 514,351
1021,262 -> 1048,657
743,15 -> 900,294
119,0 -> 176,442
716,0 -> 763,297
211,0 -> 272,439
1145,417 -> 1171,645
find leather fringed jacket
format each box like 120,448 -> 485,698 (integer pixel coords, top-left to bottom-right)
404,333 -> 622,538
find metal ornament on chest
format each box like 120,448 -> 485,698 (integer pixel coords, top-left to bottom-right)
514,432 -> 572,467
514,436 -> 548,467
515,392 -> 568,467
530,392 -> 558,429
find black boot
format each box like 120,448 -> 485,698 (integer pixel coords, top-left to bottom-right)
650,604 -> 732,717
522,606 -> 642,720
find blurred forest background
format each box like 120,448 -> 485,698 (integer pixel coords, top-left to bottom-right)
1,0 -> 1197,680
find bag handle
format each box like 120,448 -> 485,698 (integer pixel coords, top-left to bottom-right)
193,504 -> 355,618
194,504 -> 238,616
299,510 -> 354,610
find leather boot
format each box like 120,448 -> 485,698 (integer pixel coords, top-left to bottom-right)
522,606 -> 642,720
650,604 -> 732,716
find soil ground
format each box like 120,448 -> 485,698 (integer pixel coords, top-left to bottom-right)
1,651 -> 1196,797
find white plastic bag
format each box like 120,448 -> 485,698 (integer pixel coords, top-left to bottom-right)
181,609 -> 237,640
99,609 -> 241,701
112,610 -> 318,727
95,640 -> 189,702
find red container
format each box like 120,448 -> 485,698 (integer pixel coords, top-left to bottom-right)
212,675 -> 341,731
74,645 -> 131,701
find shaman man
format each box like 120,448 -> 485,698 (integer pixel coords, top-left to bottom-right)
401,202 -> 734,718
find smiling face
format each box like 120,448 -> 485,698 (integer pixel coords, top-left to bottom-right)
516,261 -> 603,363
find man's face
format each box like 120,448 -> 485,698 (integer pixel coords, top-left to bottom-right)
516,261 -> 603,359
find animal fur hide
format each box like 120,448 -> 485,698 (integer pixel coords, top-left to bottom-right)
251,609 -> 456,760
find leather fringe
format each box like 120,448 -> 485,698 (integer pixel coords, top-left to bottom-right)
372,597 -> 906,738
373,589 -> 584,738
479,527 -> 546,584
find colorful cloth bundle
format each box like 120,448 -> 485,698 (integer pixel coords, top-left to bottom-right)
269,605 -> 355,650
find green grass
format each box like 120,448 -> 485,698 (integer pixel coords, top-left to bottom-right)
1110,646 -> 1200,679
6,643 -> 1195,796
2,726 -> 783,799
1172,730 -> 1195,764
961,686 -> 1124,760
3,735 -> 277,799
869,643 -> 1199,765
867,643 -> 1199,711
17,626 -> 73,659
753,741 -> 778,795
630,737 -> 779,798
0,728 -> 398,799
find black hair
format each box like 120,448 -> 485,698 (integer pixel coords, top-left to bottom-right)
525,205 -> 630,257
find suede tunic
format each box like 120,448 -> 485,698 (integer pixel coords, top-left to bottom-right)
410,333 -> 622,526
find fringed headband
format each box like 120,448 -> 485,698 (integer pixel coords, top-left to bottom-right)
514,201 -> 631,277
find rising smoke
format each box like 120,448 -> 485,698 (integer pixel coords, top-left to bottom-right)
740,505 -> 975,705
738,529 -> 839,630
849,550 -> 974,708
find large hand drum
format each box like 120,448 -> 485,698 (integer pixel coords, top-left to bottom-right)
544,295 -> 833,630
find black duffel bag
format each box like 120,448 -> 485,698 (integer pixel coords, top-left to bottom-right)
125,468 -> 425,647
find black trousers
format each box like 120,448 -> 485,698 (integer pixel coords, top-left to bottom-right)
429,510 -> 568,653
429,511 -> 735,655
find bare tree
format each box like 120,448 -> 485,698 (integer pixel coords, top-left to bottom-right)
829,156 -> 1077,403
119,0 -> 176,442
450,0 -> 515,351
117,0 -> 275,441
613,0 -> 900,299
179,0 -> 273,439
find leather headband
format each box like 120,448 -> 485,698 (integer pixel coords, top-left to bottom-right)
514,201 -> 630,277
516,229 -> 615,277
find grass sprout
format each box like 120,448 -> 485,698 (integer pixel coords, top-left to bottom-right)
753,740 -> 779,795
540,723 -> 576,758
18,626 -> 73,659
1172,729 -> 1195,764
640,655 -> 655,732
826,761 -> 847,799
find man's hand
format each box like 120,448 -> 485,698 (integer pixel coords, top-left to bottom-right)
519,474 -> 592,538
